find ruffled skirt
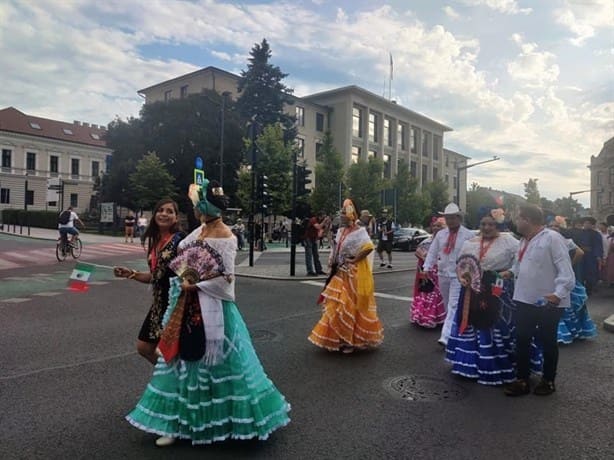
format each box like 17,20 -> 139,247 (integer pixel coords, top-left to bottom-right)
557,282 -> 597,344
308,267 -> 383,350
126,301 -> 291,444
410,265 -> 446,328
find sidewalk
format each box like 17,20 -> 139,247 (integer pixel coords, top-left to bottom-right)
1,226 -> 416,280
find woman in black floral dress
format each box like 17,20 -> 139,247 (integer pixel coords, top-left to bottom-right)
114,198 -> 184,364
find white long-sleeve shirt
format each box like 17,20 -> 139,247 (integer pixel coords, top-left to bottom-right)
423,225 -> 475,278
511,228 -> 575,308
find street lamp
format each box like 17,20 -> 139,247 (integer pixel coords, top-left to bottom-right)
219,91 -> 231,186
568,188 -> 602,219
456,155 -> 500,208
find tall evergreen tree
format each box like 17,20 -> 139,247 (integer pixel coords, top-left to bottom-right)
236,38 -> 296,143
524,178 -> 541,204
310,132 -> 344,214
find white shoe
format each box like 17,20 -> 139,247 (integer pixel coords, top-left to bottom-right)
155,436 -> 176,447
437,339 -> 447,347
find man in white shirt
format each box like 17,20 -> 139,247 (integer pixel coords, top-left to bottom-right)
503,204 -> 575,397
423,203 -> 474,346
58,206 -> 84,243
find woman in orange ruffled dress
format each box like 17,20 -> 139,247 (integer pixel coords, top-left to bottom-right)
308,199 -> 384,353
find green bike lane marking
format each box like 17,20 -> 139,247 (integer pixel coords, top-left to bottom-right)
0,259 -> 149,301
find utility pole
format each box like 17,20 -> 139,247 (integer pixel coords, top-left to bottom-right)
456,156 -> 500,208
290,149 -> 297,276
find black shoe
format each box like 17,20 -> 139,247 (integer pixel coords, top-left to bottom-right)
387,264 -> 393,269
317,271 -> 326,275
533,379 -> 556,396
504,379 -> 530,397
379,263 -> 386,267
307,272 -> 317,276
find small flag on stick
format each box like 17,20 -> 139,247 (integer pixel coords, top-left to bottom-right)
68,263 -> 94,291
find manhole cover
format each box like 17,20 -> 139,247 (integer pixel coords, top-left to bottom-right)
384,375 -> 466,402
250,329 -> 279,343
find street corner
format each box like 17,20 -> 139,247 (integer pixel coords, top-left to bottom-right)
604,314 -> 614,333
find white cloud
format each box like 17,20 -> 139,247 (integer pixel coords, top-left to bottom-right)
443,5 -> 461,19
458,0 -> 532,15
506,34 -> 560,87
554,0 -> 614,46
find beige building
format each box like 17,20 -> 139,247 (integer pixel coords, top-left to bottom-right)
589,137 -> 614,225
138,66 -> 469,209
0,107 -> 111,214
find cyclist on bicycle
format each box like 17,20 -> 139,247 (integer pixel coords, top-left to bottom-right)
58,206 -> 85,245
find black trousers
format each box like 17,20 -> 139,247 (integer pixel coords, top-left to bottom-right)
514,302 -> 564,382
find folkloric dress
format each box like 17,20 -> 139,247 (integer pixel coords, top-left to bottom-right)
126,226 -> 290,444
410,237 -> 446,328
308,225 -> 384,350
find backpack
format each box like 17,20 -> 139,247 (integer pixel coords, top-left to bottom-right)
58,210 -> 71,225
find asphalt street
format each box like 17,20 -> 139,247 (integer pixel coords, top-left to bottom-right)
1,232 -> 613,460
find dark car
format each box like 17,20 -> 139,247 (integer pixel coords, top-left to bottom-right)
392,227 -> 431,251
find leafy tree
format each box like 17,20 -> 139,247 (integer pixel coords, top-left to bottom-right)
236,38 -> 296,143
553,196 -> 583,219
129,152 -> 177,211
310,132 -> 344,215
345,157 -> 384,214
540,196 -> 555,213
524,178 -> 540,204
423,179 -> 450,215
393,159 -> 425,226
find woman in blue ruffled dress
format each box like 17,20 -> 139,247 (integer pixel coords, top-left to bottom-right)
446,209 -> 519,385
126,179 -> 290,447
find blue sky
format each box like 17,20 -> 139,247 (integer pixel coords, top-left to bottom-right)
1,0 -> 612,205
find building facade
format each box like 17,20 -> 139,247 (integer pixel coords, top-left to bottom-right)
137,66 -> 469,210
0,107 -> 111,214
590,137 -> 614,225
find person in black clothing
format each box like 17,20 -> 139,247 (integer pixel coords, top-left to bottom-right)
376,209 -> 394,269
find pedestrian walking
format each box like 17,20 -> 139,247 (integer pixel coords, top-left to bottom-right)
376,209 -> 394,268
125,179 -> 290,447
137,214 -> 148,247
503,204 -> 575,396
124,211 -> 136,243
423,203 -> 474,346
308,199 -> 383,353
113,199 -> 184,365
304,212 -> 325,276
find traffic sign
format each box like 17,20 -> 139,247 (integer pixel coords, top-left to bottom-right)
195,156 -> 203,170
194,169 -> 204,186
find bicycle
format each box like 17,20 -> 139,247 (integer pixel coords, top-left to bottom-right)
56,232 -> 83,261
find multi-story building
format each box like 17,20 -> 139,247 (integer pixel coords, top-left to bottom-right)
0,107 -> 111,214
589,137 -> 614,225
138,66 -> 469,209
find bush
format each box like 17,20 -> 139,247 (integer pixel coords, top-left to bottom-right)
1,209 -> 59,228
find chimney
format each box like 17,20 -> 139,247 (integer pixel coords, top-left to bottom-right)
74,120 -> 81,126
91,124 -> 98,129
82,122 -> 89,128
391,100 -> 397,104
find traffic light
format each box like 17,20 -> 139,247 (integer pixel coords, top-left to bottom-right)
257,174 -> 271,215
296,165 -> 312,197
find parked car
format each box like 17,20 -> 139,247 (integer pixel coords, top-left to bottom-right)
392,227 -> 431,251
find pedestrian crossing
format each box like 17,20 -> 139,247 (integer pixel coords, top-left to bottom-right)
0,242 -> 146,271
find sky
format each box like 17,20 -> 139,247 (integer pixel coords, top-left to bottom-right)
1,0 -> 612,206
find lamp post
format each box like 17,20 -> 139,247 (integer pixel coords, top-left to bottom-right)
219,91 -> 230,186
568,188 -> 601,220
456,155 -> 500,208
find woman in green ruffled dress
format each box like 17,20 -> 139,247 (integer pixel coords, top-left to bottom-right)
126,179 -> 290,447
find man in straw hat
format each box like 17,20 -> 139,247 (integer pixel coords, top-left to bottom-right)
423,203 -> 474,346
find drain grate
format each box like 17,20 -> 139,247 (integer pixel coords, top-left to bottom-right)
384,375 -> 467,402
250,329 -> 279,343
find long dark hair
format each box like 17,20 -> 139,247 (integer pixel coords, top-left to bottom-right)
144,198 -> 181,255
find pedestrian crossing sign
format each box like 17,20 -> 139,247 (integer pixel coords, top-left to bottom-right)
194,169 -> 204,186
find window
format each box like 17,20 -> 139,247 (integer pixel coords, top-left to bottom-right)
445,174 -> 449,184
445,154 -> 449,167
422,131 -> 430,157
433,167 -> 438,180
410,161 -> 417,177
351,146 -> 361,163
352,107 -> 363,138
2,149 -> 11,169
368,112 -> 378,143
398,123 -> 407,150
26,190 -> 34,206
63,128 -> 73,135
315,142 -> 323,161
383,154 -> 391,178
422,164 -> 428,187
70,193 -> 78,208
453,176 -> 457,188
50,155 -> 59,175
410,127 -> 418,153
0,188 -> 9,204
597,192 -> 603,207
71,158 -> 80,177
316,113 -> 324,132
29,122 -> 41,130
384,119 -> 393,147
296,106 -> 305,126
433,135 -> 441,161
91,161 -> 100,178
610,166 -> 614,184
26,152 -> 36,171
90,133 -> 100,140
164,90 -> 172,101
180,85 -> 188,98
296,138 -> 305,158
368,150 -> 377,159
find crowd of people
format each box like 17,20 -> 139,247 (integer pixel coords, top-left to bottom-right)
110,181 -> 612,448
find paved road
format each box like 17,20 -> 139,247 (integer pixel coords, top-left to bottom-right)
1,236 -> 613,459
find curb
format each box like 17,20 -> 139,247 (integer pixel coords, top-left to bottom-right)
234,267 -> 413,281
604,314 -> 614,333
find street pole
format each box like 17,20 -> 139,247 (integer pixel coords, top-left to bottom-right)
456,156 -> 500,208
219,92 -> 228,187
290,149 -> 298,276
248,121 -> 257,267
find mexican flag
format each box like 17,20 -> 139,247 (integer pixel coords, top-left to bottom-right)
68,263 -> 94,291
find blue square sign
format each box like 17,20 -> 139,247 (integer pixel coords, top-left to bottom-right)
194,169 -> 204,186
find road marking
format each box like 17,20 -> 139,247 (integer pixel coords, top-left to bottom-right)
0,259 -> 20,269
32,292 -> 63,297
1,298 -> 30,303
88,281 -> 109,285
300,280 -> 413,302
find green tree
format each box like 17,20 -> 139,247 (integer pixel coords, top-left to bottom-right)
310,132 -> 344,215
129,152 -> 177,211
393,159 -> 426,226
345,157 -> 384,214
553,196 -> 583,219
524,178 -> 541,204
423,179 -> 450,215
236,38 -> 296,143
